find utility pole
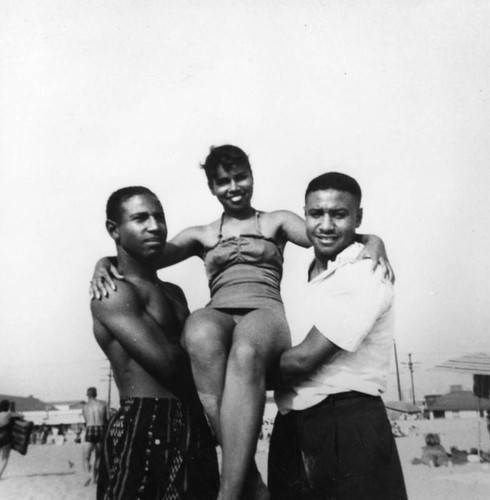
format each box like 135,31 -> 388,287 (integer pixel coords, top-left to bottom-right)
107,366 -> 113,410
100,362 -> 113,409
408,353 -> 416,405
393,339 -> 403,401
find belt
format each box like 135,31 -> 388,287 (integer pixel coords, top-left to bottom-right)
304,391 -> 380,413
328,391 -> 378,401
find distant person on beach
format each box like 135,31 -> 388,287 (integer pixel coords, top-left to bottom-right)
90,145 -> 392,499
414,433 -> 451,467
82,387 -> 107,485
269,172 -> 407,499
90,186 -> 219,499
0,399 -> 14,480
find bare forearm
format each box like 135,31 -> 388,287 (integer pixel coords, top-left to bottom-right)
279,327 -> 341,385
279,348 -> 311,384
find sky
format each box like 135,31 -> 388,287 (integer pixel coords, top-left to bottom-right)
1,0 -> 489,404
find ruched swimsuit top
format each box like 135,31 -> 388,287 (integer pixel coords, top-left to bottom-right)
203,212 -> 284,312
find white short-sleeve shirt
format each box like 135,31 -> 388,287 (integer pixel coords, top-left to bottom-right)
276,242 -> 395,413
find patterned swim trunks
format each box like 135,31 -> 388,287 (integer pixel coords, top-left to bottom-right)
97,397 -> 219,500
85,425 -> 104,444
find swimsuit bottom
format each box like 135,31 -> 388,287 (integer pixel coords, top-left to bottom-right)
85,425 -> 104,444
97,397 -> 219,500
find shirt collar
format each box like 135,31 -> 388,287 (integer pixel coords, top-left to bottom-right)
308,242 -> 365,283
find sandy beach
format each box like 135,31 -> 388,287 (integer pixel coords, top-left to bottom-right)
1,417 -> 490,499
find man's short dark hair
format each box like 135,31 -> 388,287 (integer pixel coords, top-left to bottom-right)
87,387 -> 97,398
0,399 -> 10,412
201,145 -> 251,185
106,186 -> 157,223
305,172 -> 362,206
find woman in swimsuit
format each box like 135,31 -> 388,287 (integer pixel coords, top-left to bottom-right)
91,145 -> 392,500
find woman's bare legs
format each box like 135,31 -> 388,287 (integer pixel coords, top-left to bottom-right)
218,309 -> 290,500
182,308 -> 235,443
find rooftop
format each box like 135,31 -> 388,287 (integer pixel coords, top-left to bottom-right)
0,394 -> 55,412
426,390 -> 490,412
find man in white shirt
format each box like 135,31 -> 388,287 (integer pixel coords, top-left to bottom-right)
269,172 -> 407,499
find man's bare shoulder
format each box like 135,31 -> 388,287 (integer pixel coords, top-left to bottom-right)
90,279 -> 142,318
85,399 -> 106,410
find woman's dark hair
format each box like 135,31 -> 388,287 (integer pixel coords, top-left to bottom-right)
201,145 -> 251,184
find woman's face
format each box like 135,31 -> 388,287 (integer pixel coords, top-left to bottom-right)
209,164 -> 254,213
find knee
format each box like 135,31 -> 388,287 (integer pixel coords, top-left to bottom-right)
183,311 -> 210,349
183,312 -> 225,362
228,342 -> 265,381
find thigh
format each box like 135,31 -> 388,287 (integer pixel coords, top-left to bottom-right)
182,307 -> 236,354
232,308 -> 291,365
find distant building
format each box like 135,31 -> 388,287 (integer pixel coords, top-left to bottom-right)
384,401 -> 422,421
0,393 -> 54,412
0,393 -> 87,426
49,400 -> 86,411
424,385 -> 490,419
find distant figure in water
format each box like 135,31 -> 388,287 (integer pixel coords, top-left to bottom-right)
82,387 -> 107,486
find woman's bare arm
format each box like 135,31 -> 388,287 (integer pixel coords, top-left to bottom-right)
162,226 -> 205,266
357,234 -> 395,283
274,210 -> 311,248
89,226 -> 205,299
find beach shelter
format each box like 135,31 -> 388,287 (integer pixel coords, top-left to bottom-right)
434,352 -> 490,457
384,401 -> 422,424
385,401 -> 422,414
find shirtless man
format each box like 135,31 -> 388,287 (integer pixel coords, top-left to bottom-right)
91,186 -> 219,500
82,387 -> 107,486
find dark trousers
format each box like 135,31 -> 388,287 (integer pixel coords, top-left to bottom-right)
268,392 -> 408,500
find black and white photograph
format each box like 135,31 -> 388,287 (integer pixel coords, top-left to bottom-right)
1,1 -> 490,498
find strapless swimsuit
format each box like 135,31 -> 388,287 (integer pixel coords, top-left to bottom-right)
203,212 -> 284,312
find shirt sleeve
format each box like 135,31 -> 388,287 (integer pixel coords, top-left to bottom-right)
311,260 -> 394,352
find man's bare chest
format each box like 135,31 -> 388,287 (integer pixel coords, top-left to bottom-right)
139,282 -> 187,333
